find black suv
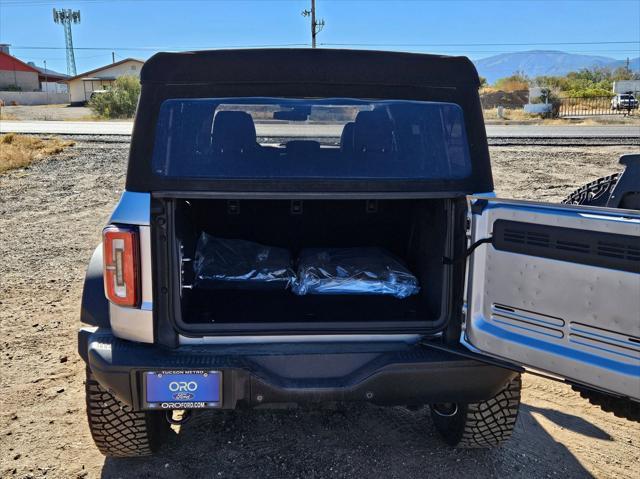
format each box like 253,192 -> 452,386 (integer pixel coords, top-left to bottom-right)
78,49 -> 640,457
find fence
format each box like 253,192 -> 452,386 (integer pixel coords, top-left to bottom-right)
0,91 -> 69,106
557,95 -> 634,117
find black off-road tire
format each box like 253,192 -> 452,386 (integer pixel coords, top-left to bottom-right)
572,386 -> 640,423
431,375 -> 521,448
563,173 -> 640,422
562,173 -> 620,207
85,370 -> 170,457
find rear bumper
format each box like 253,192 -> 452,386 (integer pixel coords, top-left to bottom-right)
78,328 -> 518,410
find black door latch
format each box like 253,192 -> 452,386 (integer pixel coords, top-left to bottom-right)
443,236 -> 493,265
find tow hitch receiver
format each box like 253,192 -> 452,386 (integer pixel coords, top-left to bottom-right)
143,370 -> 222,409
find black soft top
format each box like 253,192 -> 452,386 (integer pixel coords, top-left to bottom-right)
141,48 -> 480,87
127,49 -> 492,194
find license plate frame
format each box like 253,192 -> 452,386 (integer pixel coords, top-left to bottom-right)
143,370 -> 222,410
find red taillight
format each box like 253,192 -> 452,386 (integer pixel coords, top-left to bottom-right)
103,226 -> 140,307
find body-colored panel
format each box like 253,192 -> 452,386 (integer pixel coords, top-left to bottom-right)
465,199 -> 640,400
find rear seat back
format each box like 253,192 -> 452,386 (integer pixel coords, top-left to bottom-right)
352,110 -> 394,155
211,111 -> 258,155
286,140 -> 321,157
340,122 -> 356,154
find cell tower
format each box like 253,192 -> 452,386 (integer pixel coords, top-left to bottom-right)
53,8 -> 81,76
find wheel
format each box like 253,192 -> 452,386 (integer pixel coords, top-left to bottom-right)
562,173 -> 620,207
572,386 -> 640,423
85,370 -> 170,457
430,375 -> 521,448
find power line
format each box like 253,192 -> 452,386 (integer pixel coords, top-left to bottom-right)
6,47 -> 638,56
5,40 -> 637,52
7,43 -> 311,51
2,0 -> 636,3
321,41 -> 639,47
2,0 -> 328,5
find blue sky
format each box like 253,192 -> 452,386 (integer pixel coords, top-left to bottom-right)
1,0 -> 639,75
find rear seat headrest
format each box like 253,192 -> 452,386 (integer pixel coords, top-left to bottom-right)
340,122 -> 355,153
353,110 -> 394,154
211,111 -> 257,153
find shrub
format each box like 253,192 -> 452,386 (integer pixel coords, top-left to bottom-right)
493,72 -> 530,92
0,133 -> 74,173
533,67 -> 639,98
564,87 -> 612,98
88,75 -> 141,119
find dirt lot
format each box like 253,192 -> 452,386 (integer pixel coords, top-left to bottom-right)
1,139 -> 639,479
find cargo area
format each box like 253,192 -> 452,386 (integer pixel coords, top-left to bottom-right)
169,198 -> 454,333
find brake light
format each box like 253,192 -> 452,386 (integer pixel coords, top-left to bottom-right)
103,226 -> 140,307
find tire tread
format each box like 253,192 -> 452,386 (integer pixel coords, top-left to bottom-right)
571,386 -> 640,423
85,371 -> 168,457
458,376 -> 521,448
562,174 -> 620,206
432,375 -> 521,449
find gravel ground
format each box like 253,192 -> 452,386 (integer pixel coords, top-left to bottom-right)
0,139 -> 639,479
1,105 -> 94,121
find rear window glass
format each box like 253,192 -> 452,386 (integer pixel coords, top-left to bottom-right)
152,98 -> 472,180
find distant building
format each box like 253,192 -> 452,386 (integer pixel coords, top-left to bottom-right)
65,58 -> 144,105
29,63 -> 69,93
0,45 -> 70,104
0,50 -> 40,91
0,46 -> 68,93
613,80 -> 640,95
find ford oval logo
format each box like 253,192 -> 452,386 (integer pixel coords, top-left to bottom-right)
173,392 -> 195,400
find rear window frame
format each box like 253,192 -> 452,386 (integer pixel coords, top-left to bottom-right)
125,77 -> 493,194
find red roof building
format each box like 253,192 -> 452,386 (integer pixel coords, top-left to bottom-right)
0,51 -> 40,91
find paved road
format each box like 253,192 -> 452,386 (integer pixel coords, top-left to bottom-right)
1,119 -> 639,137
0,120 -> 134,135
486,124 -> 639,137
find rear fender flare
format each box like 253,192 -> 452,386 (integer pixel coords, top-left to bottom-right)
81,244 -> 110,328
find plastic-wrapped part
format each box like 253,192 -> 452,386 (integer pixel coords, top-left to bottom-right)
193,234 -> 295,289
292,247 -> 420,299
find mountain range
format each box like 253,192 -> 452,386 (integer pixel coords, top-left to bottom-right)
473,50 -> 640,83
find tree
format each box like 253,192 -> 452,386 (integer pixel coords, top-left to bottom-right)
612,66 -> 640,81
532,75 -> 569,92
88,75 -> 141,119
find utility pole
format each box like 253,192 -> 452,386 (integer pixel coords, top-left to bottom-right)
112,51 -> 116,64
44,59 -> 49,101
302,0 -> 325,48
53,8 -> 81,76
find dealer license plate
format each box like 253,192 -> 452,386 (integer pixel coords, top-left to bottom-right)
144,370 -> 222,409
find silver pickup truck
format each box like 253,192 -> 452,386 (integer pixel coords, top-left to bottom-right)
611,93 -> 639,110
